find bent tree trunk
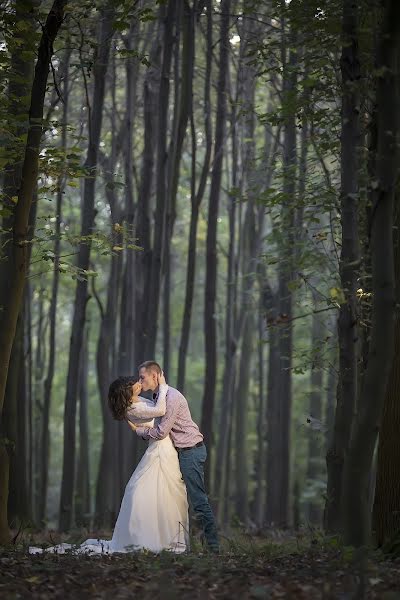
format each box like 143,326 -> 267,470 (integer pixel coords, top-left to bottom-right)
0,0 -> 67,546
59,7 -> 114,532
342,0 -> 399,547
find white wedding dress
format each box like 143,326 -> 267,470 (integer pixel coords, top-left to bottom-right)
29,384 -> 189,555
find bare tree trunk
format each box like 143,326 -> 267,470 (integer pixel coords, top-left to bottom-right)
325,0 -> 361,533
305,291 -> 324,526
273,22 -> 297,528
95,58 -> 123,527
135,22 -> 162,364
373,195 -> 400,546
40,47 -> 70,525
0,0 -> 68,545
264,280 -> 281,526
213,76 -> 237,517
201,0 -> 230,487
75,327 -> 91,527
144,0 -> 177,360
325,315 -> 338,452
253,305 -> 266,528
59,6 -> 114,532
342,0 -> 399,547
116,18 -> 140,495
177,0 -> 212,392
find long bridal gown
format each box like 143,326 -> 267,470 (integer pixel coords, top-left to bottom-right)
29,384 -> 189,555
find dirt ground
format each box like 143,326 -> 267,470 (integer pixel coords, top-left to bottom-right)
1,533 -> 399,599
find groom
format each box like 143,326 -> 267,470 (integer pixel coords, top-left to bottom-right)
128,360 -> 219,553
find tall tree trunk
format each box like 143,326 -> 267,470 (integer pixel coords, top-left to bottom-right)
373,195 -> 400,546
40,47 -> 70,525
144,0 -> 177,360
177,0 -> 212,392
305,291 -> 324,525
163,0 -> 195,377
75,327 -> 91,527
116,17 -> 140,496
59,6 -> 114,532
325,315 -> 338,452
0,0 -> 68,545
324,0 -> 361,534
95,57 -> 123,527
264,279 -> 281,525
253,304 -> 266,528
342,0 -> 399,547
135,22 -> 162,364
273,21 -> 297,528
201,0 -> 230,487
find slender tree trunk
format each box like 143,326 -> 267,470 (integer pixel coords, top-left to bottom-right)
234,310 -> 255,523
325,0 -> 361,533
59,6 -> 114,532
0,0 -> 68,545
116,17 -> 140,494
273,22 -> 297,528
144,0 -> 177,360
40,48 -> 70,525
264,279 -> 281,526
75,327 -> 91,527
325,316 -> 338,452
135,22 -> 162,364
342,0 -> 399,547
201,0 -> 230,487
177,0 -> 212,392
253,305 -> 266,528
305,291 -> 324,525
94,57 -> 124,525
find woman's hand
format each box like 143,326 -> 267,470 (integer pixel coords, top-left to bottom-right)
158,371 -> 166,386
131,381 -> 142,399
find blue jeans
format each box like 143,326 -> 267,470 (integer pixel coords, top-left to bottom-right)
178,444 -> 219,550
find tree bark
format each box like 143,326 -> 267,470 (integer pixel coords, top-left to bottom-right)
272,21 -> 297,528
40,47 -> 70,525
372,197 -> 400,546
305,291 -> 324,525
75,327 -> 91,527
325,0 -> 361,534
0,0 -> 68,545
201,0 -> 230,487
135,21 -> 162,364
342,0 -> 399,547
177,0 -> 212,392
144,0 -> 177,360
59,6 -> 114,532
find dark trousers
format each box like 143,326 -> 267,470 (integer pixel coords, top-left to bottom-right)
178,444 -> 219,550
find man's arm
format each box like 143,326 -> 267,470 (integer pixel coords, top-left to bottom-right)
136,393 -> 180,440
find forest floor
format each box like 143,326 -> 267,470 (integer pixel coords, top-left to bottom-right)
1,530 -> 400,599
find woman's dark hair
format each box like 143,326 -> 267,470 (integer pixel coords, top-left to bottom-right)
108,376 -> 136,421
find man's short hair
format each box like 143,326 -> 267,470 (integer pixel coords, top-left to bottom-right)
138,360 -> 162,375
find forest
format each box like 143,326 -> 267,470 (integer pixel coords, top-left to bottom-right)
1,0 -> 400,597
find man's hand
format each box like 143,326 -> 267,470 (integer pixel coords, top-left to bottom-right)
126,419 -> 137,432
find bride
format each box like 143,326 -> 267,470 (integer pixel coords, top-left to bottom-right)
29,374 -> 189,555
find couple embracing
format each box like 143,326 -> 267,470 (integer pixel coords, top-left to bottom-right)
30,361 -> 219,555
